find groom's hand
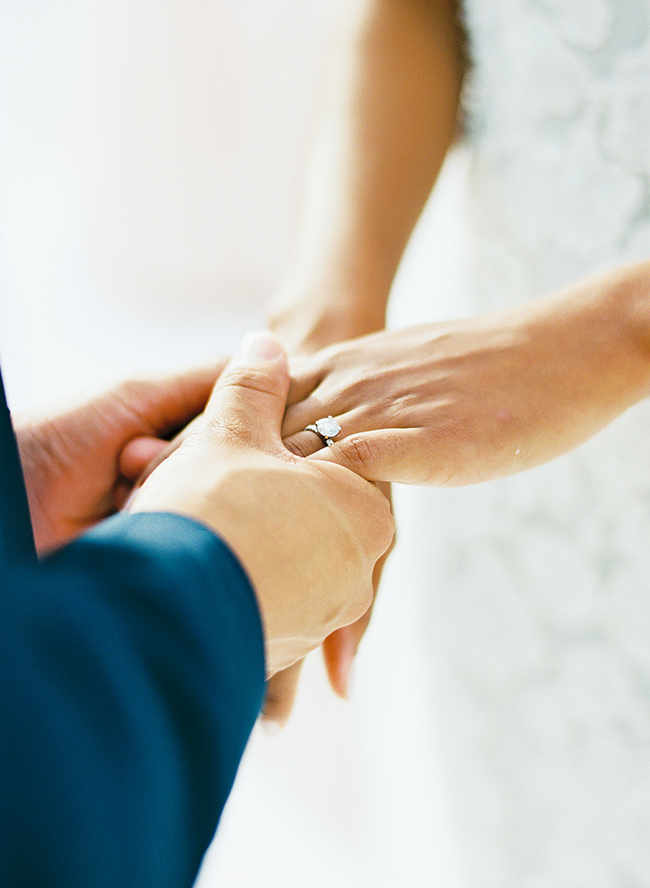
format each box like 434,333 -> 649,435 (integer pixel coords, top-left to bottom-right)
15,362 -> 226,555
129,333 -> 395,676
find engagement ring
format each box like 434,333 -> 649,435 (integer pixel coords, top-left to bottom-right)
305,416 -> 341,447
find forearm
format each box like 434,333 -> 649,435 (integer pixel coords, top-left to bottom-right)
512,262 -> 650,436
270,0 -> 465,351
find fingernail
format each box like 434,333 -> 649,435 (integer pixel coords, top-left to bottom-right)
237,331 -> 284,364
340,658 -> 356,700
260,717 -> 283,738
335,640 -> 357,700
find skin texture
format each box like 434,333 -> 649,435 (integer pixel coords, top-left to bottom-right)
15,363 -> 226,556
128,333 -> 395,676
266,0 -> 650,721
270,0 -> 464,354
266,0 -> 465,723
15,334 -> 394,676
268,263 -> 650,713
285,264 -> 650,483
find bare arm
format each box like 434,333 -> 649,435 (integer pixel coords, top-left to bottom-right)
265,0 -> 464,722
269,0 -> 465,353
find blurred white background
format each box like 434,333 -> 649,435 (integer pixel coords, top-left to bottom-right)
0,0 -> 335,406
0,2 -> 460,885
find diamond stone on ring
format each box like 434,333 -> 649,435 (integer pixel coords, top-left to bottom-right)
305,415 -> 341,447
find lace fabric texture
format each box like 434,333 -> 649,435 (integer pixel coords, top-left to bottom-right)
463,0 -> 650,307
392,2 -> 650,885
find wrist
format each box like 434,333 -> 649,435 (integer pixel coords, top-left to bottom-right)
519,261 -> 650,416
269,282 -> 388,357
618,262 -> 650,397
573,262 -> 650,405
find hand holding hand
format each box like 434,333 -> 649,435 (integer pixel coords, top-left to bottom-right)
282,266 -> 650,485
266,282 -> 392,723
129,332 -> 395,676
15,363 -> 226,555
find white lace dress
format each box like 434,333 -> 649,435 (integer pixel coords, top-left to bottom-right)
387,1 -> 650,885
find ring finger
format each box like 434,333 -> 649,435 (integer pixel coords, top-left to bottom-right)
283,414 -> 346,458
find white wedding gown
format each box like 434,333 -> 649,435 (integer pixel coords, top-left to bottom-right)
387,1 -> 650,885
3,1 -> 649,885
209,4 -> 650,885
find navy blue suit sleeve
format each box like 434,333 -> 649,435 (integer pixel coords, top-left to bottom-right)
0,511 -> 266,888
0,369 -> 36,566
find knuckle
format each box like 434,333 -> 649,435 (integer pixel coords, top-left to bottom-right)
202,413 -> 254,446
112,378 -> 145,406
283,433 -> 320,458
338,433 -> 376,470
108,380 -> 156,429
220,366 -> 278,398
367,488 -> 396,552
342,586 -> 369,627
345,375 -> 367,403
352,585 -> 374,624
369,502 -> 396,557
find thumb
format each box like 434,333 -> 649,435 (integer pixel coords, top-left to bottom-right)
204,331 -> 290,451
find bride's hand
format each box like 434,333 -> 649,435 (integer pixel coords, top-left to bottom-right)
264,286 -> 393,729
282,265 -> 650,485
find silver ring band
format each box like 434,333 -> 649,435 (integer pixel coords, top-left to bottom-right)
305,415 -> 341,447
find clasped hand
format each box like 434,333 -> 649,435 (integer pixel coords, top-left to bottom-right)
15,334 -> 394,679
19,267 -> 648,722
283,269 -> 650,485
